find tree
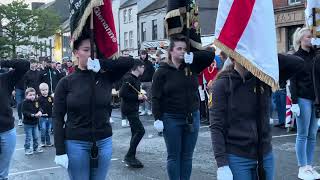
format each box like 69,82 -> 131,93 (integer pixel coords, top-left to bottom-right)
0,0 -> 60,58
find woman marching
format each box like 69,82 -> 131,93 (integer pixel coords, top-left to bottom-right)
53,34 -> 133,180
290,27 -> 320,180
152,34 -> 214,180
0,59 -> 29,179
210,54 -> 304,180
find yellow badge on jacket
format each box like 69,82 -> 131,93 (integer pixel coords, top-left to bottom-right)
35,102 -> 39,108
48,97 -> 52,103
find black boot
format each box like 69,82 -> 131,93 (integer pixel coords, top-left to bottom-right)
123,156 -> 144,168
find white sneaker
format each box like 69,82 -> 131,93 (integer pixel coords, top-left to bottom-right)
40,143 -> 45,147
147,110 -> 152,116
34,147 -> 44,153
122,120 -> 129,127
18,120 -> 23,126
307,166 -> 320,179
25,149 -> 33,155
298,166 -> 315,180
139,111 -> 146,116
110,117 -> 114,123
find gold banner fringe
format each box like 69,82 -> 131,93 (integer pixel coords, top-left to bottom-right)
165,8 -> 185,36
213,39 -> 279,92
71,0 -> 104,49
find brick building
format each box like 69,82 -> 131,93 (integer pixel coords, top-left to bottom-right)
273,0 -> 306,53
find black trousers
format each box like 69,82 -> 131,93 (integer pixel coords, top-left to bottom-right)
126,113 -> 145,158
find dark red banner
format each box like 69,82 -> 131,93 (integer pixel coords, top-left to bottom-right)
93,0 -> 118,58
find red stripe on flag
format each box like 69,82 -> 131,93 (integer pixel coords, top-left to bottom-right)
218,0 -> 255,50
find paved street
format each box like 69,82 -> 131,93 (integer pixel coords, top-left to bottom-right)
8,108 -> 320,180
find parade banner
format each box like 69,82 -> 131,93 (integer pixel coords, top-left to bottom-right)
70,0 -> 118,58
305,0 -> 320,45
214,0 -> 279,91
165,0 -> 203,51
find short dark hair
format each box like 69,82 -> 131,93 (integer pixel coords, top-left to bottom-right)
140,50 -> 147,55
131,59 -> 144,71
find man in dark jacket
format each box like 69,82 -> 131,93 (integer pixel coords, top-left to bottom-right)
119,59 -> 146,168
24,59 -> 39,92
38,58 -> 61,95
139,50 -> 155,116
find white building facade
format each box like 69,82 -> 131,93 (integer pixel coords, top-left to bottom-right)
138,1 -> 167,51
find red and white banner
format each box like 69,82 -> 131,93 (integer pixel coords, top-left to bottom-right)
93,0 -> 118,58
214,0 -> 279,90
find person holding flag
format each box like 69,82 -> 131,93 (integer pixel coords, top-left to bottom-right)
53,0 -> 133,179
152,1 -> 215,179
209,1 -> 304,180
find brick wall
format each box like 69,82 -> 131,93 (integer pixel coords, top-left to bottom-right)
273,0 -> 288,9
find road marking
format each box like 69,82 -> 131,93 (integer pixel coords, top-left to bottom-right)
200,125 -> 209,129
111,158 -> 119,161
272,134 -> 297,138
16,134 -> 25,137
9,166 -> 61,176
15,148 -> 24,151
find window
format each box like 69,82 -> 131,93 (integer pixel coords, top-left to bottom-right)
129,31 -> 133,48
124,32 -> 128,49
128,8 -> 132,22
123,10 -> 127,23
141,22 -> 146,42
288,0 -> 301,5
287,26 -> 301,51
152,20 -> 158,40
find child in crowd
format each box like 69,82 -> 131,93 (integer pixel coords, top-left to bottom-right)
38,83 -> 53,147
22,88 -> 44,155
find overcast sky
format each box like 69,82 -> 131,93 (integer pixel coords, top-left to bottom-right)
1,0 -> 52,5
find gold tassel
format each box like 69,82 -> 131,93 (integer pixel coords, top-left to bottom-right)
213,39 -> 280,92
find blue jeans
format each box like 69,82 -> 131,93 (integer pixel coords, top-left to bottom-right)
15,88 -> 24,120
296,98 -> 319,166
40,117 -> 52,145
0,128 -> 16,179
66,137 -> 112,180
228,152 -> 274,180
24,124 -> 39,150
162,111 -> 200,180
272,89 -> 286,124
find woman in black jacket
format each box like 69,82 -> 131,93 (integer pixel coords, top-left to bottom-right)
53,34 -> 133,180
0,59 -> 29,179
210,54 -> 303,180
152,35 -> 214,180
290,27 -> 320,180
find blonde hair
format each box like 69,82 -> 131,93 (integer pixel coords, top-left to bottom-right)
39,83 -> 49,90
25,88 -> 36,97
293,27 -> 311,52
